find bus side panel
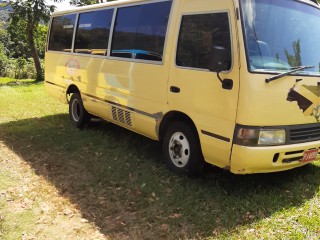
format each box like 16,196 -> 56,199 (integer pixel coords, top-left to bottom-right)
168,0 -> 240,169
45,53 -> 70,103
101,60 -> 169,140
73,56 -> 112,121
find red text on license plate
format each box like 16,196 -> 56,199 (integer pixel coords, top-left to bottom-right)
301,149 -> 318,163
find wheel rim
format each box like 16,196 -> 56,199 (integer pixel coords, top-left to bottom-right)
168,132 -> 190,168
71,99 -> 81,122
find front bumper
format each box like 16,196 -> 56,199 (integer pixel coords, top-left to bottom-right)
230,140 -> 320,174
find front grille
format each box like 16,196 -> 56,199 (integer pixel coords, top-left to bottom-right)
273,147 -> 320,164
289,123 -> 320,144
282,149 -> 305,163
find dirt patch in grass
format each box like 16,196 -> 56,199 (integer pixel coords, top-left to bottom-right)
0,142 -> 107,240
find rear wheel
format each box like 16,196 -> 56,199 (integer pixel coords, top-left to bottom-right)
69,93 -> 89,129
162,121 -> 204,175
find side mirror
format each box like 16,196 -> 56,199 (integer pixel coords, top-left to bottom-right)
209,46 -> 233,90
222,79 -> 233,90
209,46 -> 229,72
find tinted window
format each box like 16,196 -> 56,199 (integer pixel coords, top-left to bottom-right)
136,53 -> 162,61
111,52 -> 132,58
75,9 -> 113,55
176,13 -> 232,70
111,0 -> 172,61
49,14 -> 76,52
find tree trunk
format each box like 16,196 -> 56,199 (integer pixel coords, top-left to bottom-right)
27,21 -> 43,82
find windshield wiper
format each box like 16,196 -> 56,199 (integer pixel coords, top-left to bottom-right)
265,65 -> 314,83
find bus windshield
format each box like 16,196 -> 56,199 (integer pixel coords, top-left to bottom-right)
240,0 -> 320,76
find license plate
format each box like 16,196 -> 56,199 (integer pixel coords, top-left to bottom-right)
301,149 -> 319,163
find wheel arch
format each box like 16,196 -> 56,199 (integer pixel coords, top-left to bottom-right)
66,84 -> 80,103
158,111 -> 199,141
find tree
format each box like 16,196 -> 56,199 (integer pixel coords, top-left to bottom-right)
7,20 -> 29,59
9,0 -> 55,81
34,24 -> 48,59
0,21 -> 10,57
285,39 -> 302,67
69,0 -> 117,6
7,20 -> 48,59
69,0 -> 102,5
0,42 -> 9,75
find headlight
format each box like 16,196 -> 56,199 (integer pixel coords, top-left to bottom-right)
258,129 -> 286,145
235,127 -> 286,146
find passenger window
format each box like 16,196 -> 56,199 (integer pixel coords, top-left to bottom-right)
111,0 -> 172,61
111,51 -> 132,58
176,13 -> 232,70
48,14 -> 76,52
75,9 -> 113,55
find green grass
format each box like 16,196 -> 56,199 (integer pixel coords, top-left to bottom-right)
0,77 -> 319,239
0,77 -> 34,85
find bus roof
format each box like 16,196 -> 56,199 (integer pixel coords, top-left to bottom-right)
52,0 -> 320,17
51,0 -> 156,16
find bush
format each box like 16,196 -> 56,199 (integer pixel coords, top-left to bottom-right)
0,42 -> 41,80
0,43 -> 8,76
0,57 -> 41,80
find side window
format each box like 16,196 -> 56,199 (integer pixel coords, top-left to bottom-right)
176,13 -> 232,70
75,9 -> 113,55
48,14 -> 76,52
111,0 -> 172,61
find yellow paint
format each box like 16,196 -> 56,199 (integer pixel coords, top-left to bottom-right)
45,0 -> 320,174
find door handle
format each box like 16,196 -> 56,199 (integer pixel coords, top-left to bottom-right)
170,86 -> 180,93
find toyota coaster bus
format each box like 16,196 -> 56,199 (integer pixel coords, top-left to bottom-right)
45,0 -> 320,174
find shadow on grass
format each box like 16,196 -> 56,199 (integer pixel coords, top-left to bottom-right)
0,114 -> 319,239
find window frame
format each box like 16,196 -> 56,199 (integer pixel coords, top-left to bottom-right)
46,0 -> 172,66
46,16 -> 53,52
175,10 -> 234,73
109,0 -> 173,65
74,8 -> 115,56
47,13 -> 78,54
47,8 -> 116,58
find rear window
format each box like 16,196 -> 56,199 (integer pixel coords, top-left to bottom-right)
48,14 -> 77,52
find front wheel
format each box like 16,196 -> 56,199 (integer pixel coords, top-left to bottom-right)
162,122 -> 204,175
69,93 -> 89,129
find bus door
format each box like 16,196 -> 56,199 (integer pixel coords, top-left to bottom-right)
168,0 -> 240,168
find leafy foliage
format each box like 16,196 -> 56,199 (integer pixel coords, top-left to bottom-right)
285,39 -> 302,67
10,0 -> 54,26
0,42 -> 9,75
7,21 -> 48,59
0,22 -> 10,56
68,0 -> 116,6
0,57 -> 40,79
8,0 -> 55,81
0,19 -> 46,79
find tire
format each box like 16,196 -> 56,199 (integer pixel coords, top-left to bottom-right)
69,93 -> 89,129
162,121 -> 204,175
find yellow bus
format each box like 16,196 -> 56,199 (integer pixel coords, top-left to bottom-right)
45,0 -> 320,174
